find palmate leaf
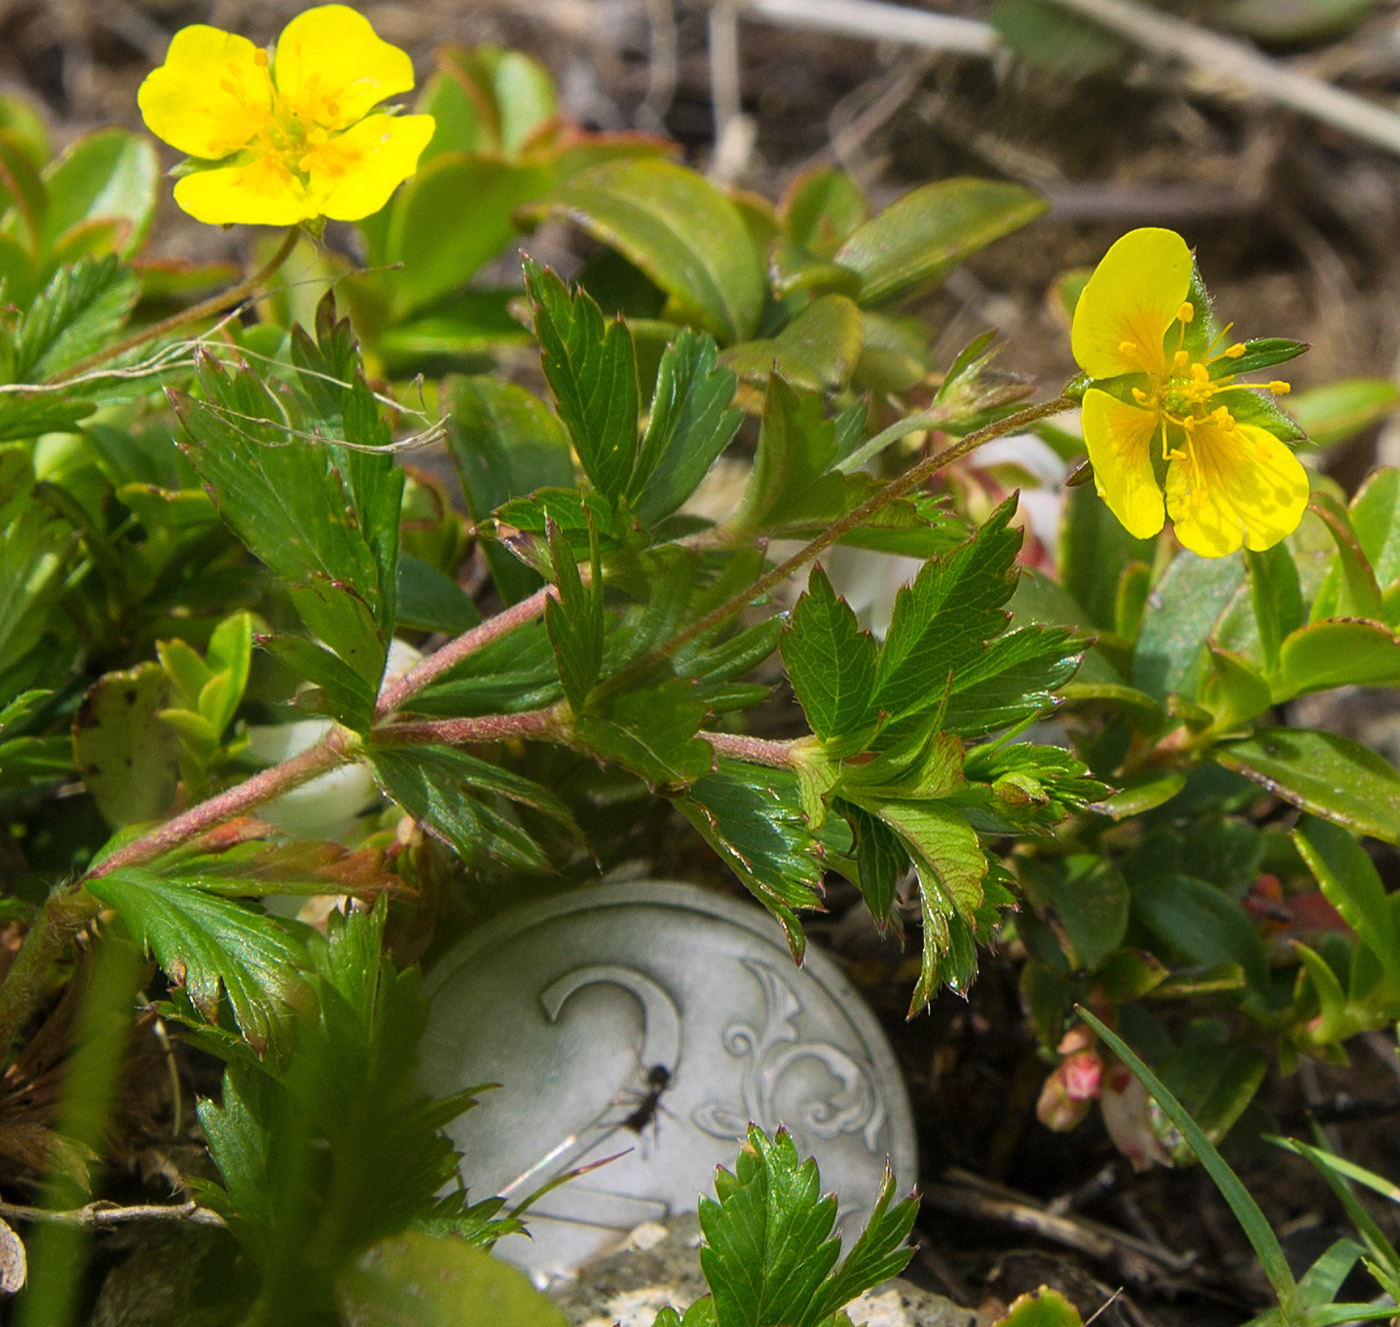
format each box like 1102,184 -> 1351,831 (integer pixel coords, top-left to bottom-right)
697,1127 -> 914,1327
523,257 -> 639,500
630,328 -> 741,526
872,497 -> 1022,723
575,677 -> 713,789
678,761 -> 824,960
87,867 -> 311,1054
4,253 -> 139,381
371,744 -> 580,873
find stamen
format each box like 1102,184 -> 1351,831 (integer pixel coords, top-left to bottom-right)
1190,362 -> 1210,386
1167,447 -> 1187,461
1177,302 -> 1194,323
1223,344 -> 1246,359
1269,381 -> 1291,395
1172,349 -> 1190,371
1131,387 -> 1150,404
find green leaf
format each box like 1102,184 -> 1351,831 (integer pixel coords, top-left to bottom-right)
383,155 -> 552,315
630,328 -> 741,525
260,635 -> 377,732
1020,854 -> 1128,973
1133,551 -> 1245,701
1079,1007 -> 1300,1317
575,678 -> 712,788
0,458 -> 72,678
336,1232 -> 568,1327
866,798 -> 986,921
1347,467 -> 1400,599
1288,379 -> 1398,449
396,553 -> 481,635
524,257 -> 640,500
991,1289 -> 1084,1327
1207,338 -> 1308,380
1131,873 -> 1270,998
698,1127 -> 841,1327
781,567 -> 878,741
1158,1037 -> 1267,1158
872,498 -> 1021,723
39,128 -> 158,258
204,611 -> 253,733
526,159 -> 766,342
1246,544 -> 1303,676
831,178 -> 1046,306
781,167 -> 867,259
445,375 -> 574,604
377,290 -> 531,371
173,352 -> 390,689
72,662 -> 180,828
1276,619 -> 1400,697
735,375 -> 873,534
372,745 -> 574,873
1308,491 -> 1385,622
719,294 -> 865,394
544,516 -> 603,709
0,130 -> 47,252
1217,727 -> 1400,845
811,1164 -> 917,1318
940,626 -> 1083,739
678,763 -> 824,956
8,254 -> 138,381
87,868 -> 309,1054
1292,818 -> 1400,989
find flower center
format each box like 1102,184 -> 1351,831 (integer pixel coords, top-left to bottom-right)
217,56 -> 350,183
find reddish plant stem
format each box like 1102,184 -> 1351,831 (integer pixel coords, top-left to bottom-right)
371,709 -> 565,747
50,227 -> 302,384
83,727 -> 356,882
612,396 -> 1077,686
374,585 -> 557,718
702,730 -> 799,768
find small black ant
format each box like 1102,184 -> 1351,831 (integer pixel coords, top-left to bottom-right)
621,1064 -> 673,1134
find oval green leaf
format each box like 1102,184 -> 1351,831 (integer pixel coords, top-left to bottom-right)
833,177 -> 1046,306
1217,727 -> 1400,845
40,128 -> 159,258
525,158 -> 766,342
1277,619 -> 1400,697
720,293 -> 863,392
337,1232 -> 569,1326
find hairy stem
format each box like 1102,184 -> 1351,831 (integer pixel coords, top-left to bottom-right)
50,227 -> 302,384
84,726 -> 355,882
616,395 -> 1075,684
702,730 -> 800,767
374,585 -> 558,718
371,708 -> 566,746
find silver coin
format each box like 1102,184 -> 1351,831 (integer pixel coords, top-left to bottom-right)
420,881 -> 918,1282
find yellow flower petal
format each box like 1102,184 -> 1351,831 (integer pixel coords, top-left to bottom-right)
307,114 -> 436,221
1166,421 -> 1310,558
1081,388 -> 1165,540
138,25 -> 272,159
273,5 -> 415,132
1071,228 -> 1192,381
173,154 -> 315,226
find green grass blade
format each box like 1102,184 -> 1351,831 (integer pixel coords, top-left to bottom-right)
1078,1007 -> 1300,1317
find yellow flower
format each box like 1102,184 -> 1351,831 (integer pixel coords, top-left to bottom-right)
1071,227 -> 1309,558
138,5 -> 435,226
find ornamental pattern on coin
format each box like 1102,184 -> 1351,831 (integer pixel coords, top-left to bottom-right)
419,882 -> 917,1282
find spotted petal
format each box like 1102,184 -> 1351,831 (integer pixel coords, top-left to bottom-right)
273,5 -> 416,133
1166,420 -> 1310,558
1071,228 -> 1192,381
1082,388 -> 1165,541
138,25 -> 272,160
173,153 -> 315,226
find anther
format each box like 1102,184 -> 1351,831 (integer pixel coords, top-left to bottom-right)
1269,381 -> 1291,395
1118,340 -> 1138,356
1131,387 -> 1150,404
1172,349 -> 1190,370
1177,302 -> 1194,323
1224,344 -> 1246,359
1190,363 -> 1210,386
